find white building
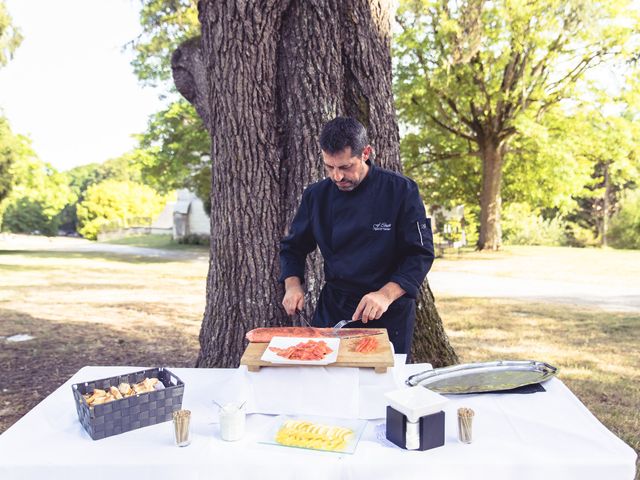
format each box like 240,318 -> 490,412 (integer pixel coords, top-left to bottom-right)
172,189 -> 210,240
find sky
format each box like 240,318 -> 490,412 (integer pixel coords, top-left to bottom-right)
0,0 -> 165,172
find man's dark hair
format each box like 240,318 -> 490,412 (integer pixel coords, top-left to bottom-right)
319,117 -> 369,156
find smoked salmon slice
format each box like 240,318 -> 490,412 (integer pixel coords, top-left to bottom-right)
246,327 -> 384,343
353,336 -> 379,353
269,339 -> 333,360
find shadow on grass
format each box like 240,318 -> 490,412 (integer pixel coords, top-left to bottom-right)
0,308 -> 200,435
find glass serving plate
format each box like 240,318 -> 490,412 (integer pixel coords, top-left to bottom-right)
258,414 -> 367,454
405,360 -> 558,394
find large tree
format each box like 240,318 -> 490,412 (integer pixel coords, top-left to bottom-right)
395,0 -> 638,250
169,0 -> 458,367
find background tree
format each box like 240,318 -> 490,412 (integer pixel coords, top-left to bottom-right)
0,116 -> 23,206
564,75 -> 640,247
130,0 -> 211,205
131,0 -> 199,88
135,100 -> 211,211
57,154 -> 146,234
608,189 -> 640,249
394,0 -> 639,249
1,148 -> 74,236
168,0 -> 458,368
76,179 -> 166,240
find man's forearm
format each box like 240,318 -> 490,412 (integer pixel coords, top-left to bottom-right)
353,282 -> 406,322
378,281 -> 406,303
284,276 -> 303,291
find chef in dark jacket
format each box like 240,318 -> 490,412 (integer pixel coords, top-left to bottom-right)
279,117 -> 434,355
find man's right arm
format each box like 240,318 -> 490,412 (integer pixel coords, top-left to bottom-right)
279,190 -> 317,314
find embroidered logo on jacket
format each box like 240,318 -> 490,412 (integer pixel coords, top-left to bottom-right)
373,223 -> 392,231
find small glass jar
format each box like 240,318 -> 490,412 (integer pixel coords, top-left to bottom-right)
219,403 -> 246,441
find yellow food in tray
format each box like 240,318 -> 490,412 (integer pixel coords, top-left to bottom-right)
275,420 -> 354,452
82,378 -> 160,407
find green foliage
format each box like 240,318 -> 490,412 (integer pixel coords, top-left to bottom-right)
76,180 -> 167,240
563,221 -> 599,248
136,100 -> 211,210
0,5 -> 23,207
58,154 -> 146,233
0,115 -> 27,204
502,108 -> 593,213
501,202 -> 567,246
608,190 -> 640,249
0,1 -> 22,67
402,130 -> 480,209
66,162 -> 106,197
2,197 -> 58,236
130,0 -> 199,87
130,2 -> 210,213
564,90 -> 640,243
1,152 -> 74,236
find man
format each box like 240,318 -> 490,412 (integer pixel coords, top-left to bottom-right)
279,117 -> 434,354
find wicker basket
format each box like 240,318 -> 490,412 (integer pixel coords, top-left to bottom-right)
72,367 -> 185,440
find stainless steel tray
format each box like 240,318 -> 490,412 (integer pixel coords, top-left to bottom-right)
406,360 -> 558,394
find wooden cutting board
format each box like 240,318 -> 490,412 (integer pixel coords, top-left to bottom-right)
240,329 -> 394,373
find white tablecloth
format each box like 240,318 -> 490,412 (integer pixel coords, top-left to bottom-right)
0,363 -> 636,480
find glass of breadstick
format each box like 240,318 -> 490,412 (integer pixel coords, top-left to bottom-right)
457,407 -> 474,444
173,409 -> 191,447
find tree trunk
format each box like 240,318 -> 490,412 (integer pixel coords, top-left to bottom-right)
175,0 -> 457,368
412,284 -> 458,367
478,138 -> 503,250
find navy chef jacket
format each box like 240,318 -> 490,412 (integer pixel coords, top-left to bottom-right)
280,160 -> 434,309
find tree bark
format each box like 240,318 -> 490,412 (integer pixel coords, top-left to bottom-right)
175,0 -> 457,368
412,284 -> 459,367
478,137 -> 503,250
171,37 -> 211,133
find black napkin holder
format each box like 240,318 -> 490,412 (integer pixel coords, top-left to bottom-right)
385,406 -> 445,451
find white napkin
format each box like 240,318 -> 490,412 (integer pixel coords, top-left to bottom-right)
358,367 -> 399,419
244,366 -> 359,419
357,355 -> 433,419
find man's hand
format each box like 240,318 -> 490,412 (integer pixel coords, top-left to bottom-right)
353,282 -> 406,323
282,276 -> 305,315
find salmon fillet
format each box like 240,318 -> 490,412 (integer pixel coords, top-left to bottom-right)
246,327 -> 384,343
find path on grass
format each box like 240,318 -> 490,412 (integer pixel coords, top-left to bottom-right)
0,234 -> 207,261
429,247 -> 640,312
2,235 -> 639,312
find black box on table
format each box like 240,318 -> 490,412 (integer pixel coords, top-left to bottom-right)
71,367 -> 184,440
386,406 -> 445,451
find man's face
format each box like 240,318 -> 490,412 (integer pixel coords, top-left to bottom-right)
322,146 -> 371,192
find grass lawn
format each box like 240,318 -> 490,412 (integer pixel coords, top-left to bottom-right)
104,234 -> 209,250
0,245 -> 638,475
